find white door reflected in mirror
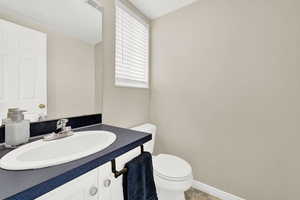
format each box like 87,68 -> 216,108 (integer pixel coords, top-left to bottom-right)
0,19 -> 47,123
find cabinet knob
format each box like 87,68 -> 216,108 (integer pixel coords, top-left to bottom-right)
104,179 -> 111,187
89,186 -> 98,196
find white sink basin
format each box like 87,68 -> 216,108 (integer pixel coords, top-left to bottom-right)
0,131 -> 116,170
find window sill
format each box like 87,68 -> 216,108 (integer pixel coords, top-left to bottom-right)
115,80 -> 149,89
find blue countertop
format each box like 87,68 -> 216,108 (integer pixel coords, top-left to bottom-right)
0,124 -> 152,200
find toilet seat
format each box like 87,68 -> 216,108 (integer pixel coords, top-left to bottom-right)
153,154 -> 192,181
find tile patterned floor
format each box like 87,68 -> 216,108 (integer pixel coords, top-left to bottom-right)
185,188 -> 221,200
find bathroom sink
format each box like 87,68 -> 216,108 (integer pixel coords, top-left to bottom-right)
0,131 -> 116,170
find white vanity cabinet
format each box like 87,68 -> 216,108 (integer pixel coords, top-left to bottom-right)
36,168 -> 99,200
36,147 -> 141,200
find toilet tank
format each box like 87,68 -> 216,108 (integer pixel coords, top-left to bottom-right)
131,123 -> 156,153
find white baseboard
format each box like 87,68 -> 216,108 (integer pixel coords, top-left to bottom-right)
192,180 -> 246,200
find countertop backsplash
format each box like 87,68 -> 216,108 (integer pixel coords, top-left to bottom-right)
0,114 -> 102,144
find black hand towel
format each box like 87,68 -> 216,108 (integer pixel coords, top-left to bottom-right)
123,152 -> 158,200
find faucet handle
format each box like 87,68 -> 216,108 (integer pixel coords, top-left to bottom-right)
57,119 -> 68,130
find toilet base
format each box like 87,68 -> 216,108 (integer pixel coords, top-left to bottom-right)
157,188 -> 186,200
154,172 -> 192,200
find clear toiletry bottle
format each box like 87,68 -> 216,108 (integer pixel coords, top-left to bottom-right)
4,108 -> 30,148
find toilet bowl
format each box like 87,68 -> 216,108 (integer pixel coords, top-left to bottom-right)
153,154 -> 193,200
131,124 -> 193,200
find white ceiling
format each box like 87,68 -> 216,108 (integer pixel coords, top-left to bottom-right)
0,0 -> 102,45
129,0 -> 199,19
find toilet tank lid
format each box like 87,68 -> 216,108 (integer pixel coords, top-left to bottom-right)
131,123 -> 156,134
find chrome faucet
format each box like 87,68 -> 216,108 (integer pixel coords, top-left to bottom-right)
56,119 -> 69,133
43,119 -> 74,141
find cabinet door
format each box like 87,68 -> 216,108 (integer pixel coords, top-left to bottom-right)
98,162 -> 113,200
36,169 -> 98,200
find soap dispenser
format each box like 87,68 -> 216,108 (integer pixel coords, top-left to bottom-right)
4,108 -> 30,148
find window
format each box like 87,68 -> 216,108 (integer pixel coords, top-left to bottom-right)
115,1 -> 150,88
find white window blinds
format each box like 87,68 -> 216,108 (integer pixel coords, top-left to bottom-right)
115,1 -> 149,88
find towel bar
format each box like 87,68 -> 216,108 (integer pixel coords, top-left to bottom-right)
111,145 -> 144,178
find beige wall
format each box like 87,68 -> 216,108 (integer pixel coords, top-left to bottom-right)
0,10 -> 97,119
47,33 -> 96,119
95,42 -> 104,113
151,0 -> 300,199
99,0 -> 150,128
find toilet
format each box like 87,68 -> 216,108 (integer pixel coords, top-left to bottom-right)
131,124 -> 193,200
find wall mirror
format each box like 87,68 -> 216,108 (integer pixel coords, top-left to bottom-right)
0,0 -> 103,124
